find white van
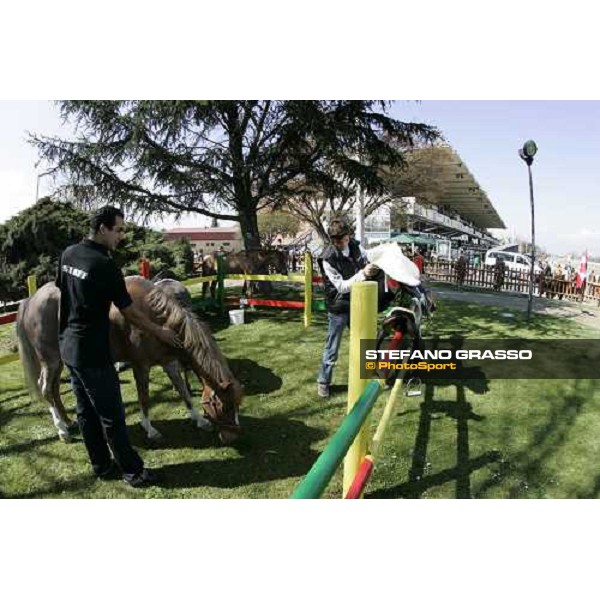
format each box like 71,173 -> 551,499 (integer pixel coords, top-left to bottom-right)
484,250 -> 542,274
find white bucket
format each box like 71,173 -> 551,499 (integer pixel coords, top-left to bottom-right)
229,309 -> 245,325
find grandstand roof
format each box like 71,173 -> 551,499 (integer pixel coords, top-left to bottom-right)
388,145 -> 506,230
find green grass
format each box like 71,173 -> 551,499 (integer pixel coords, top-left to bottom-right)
2,295 -> 600,498
0,320 -> 17,356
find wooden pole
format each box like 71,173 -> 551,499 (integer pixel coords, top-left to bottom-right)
216,254 -> 225,313
27,274 -> 37,297
304,252 -> 312,328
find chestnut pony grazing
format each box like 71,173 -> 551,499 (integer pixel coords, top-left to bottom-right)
16,276 -> 243,444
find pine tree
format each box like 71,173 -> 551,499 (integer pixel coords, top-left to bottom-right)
30,101 -> 440,250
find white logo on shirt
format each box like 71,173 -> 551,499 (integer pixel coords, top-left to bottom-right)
62,264 -> 89,280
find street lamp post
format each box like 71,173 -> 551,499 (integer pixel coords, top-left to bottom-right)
519,140 -> 538,322
35,173 -> 43,202
34,160 -> 51,202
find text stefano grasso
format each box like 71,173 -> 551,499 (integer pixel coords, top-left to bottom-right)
364,349 -> 533,361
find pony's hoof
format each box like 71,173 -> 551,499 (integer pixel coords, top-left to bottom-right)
58,431 -> 73,443
66,421 -> 80,434
196,417 -> 214,432
147,430 -> 163,442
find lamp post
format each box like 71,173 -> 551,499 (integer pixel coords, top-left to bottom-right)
35,173 -> 43,202
519,140 -> 538,322
34,160 -> 51,202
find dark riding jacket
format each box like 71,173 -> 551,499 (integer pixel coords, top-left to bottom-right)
321,239 -> 368,314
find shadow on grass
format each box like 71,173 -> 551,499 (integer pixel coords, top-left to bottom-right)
369,377 -> 600,499
228,358 -> 282,395
367,376 -> 498,499
4,414 -> 327,497
474,379 -> 598,498
0,389 -> 31,405
7,472 -> 100,499
155,415 -> 326,490
155,358 -> 283,398
368,335 -> 497,499
0,433 -> 62,457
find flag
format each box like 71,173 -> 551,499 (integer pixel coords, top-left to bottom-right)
576,250 -> 588,289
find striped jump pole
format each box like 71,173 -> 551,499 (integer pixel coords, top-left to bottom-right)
290,379 -> 383,499
345,379 -> 404,499
343,280 -> 379,498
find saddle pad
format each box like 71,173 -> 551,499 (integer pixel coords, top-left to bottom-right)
366,243 -> 421,287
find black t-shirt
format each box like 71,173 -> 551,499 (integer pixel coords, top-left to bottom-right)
55,239 -> 133,367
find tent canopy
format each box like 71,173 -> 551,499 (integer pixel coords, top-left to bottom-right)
388,233 -> 436,246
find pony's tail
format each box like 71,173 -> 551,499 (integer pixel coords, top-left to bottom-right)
16,300 -> 42,401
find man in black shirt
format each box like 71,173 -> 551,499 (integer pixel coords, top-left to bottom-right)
56,206 -> 181,487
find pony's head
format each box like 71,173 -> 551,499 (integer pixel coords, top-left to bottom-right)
145,286 -> 244,443
201,378 -> 244,444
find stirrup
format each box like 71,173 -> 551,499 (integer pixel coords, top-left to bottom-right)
405,377 -> 423,397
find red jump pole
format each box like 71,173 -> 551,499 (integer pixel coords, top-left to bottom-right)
225,298 -> 305,309
344,456 -> 374,499
0,312 -> 18,326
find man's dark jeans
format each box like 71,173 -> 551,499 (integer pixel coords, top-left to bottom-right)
67,364 -> 144,478
317,311 -> 350,385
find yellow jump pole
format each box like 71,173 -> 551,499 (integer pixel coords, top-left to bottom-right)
342,280 -> 378,497
371,378 -> 403,461
27,274 -> 37,297
304,252 -> 313,328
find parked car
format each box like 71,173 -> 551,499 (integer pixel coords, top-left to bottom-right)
484,250 -> 542,274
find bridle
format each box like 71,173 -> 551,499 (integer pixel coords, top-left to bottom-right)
201,391 -> 241,433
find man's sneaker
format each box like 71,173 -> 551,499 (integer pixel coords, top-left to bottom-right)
123,468 -> 159,488
317,383 -> 330,398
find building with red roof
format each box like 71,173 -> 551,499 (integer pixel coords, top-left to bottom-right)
164,226 -> 243,253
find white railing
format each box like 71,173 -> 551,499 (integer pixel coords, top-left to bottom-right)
404,202 -> 482,238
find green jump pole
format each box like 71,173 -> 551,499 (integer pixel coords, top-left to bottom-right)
290,380 -> 382,499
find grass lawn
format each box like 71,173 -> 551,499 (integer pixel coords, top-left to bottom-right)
2,289 -> 600,499
0,318 -> 17,355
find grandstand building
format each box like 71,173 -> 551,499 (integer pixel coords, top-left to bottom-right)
364,145 -> 506,258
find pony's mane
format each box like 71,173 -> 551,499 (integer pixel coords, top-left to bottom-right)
144,286 -> 234,388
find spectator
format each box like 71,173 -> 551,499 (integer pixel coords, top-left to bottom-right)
493,255 -> 506,291
413,248 -> 425,274
316,219 -> 379,398
456,253 -> 468,288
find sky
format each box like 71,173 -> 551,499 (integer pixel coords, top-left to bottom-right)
1,100 -> 599,256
